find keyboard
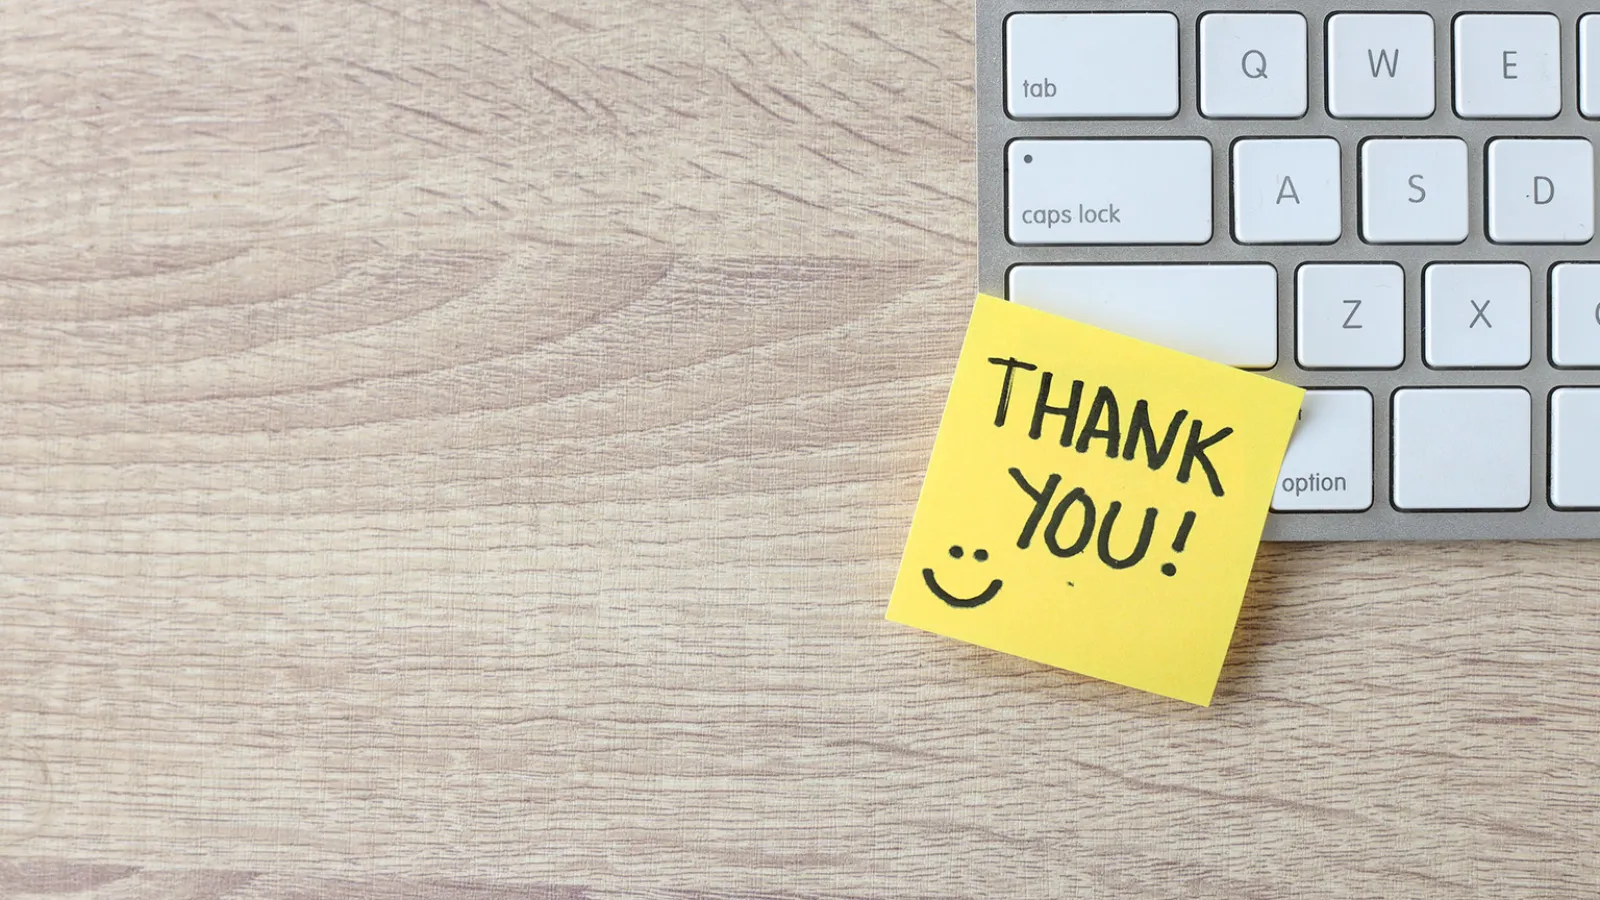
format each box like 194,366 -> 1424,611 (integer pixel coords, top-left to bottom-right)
977,1 -> 1600,540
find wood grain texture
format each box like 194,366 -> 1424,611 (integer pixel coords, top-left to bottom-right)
1,1 -> 1596,897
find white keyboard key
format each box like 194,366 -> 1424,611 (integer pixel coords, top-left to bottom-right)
1233,139 -> 1341,244
1005,13 -> 1178,119
1296,264 -> 1405,369
1454,14 -> 1562,119
1200,13 -> 1308,119
1007,140 -> 1212,245
1424,264 -> 1531,369
1008,265 -> 1277,369
1550,389 -> 1600,508
1273,390 -> 1373,512
1551,264 -> 1600,367
1487,139 -> 1595,244
1327,14 -> 1436,119
1392,389 -> 1531,511
1360,139 -> 1469,244
1582,16 -> 1600,118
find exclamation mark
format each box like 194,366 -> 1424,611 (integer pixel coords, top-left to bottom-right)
1160,512 -> 1196,577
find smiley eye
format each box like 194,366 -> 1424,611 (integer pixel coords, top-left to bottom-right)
948,545 -> 963,559
974,549 -> 989,562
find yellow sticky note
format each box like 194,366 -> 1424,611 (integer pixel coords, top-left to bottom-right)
887,295 -> 1304,706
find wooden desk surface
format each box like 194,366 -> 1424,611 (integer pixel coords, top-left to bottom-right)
3,3 -> 1597,897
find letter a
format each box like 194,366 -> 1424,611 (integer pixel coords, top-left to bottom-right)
1276,176 -> 1300,205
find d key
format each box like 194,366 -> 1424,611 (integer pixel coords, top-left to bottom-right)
1488,139 -> 1595,244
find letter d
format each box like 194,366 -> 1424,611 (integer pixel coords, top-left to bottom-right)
1534,175 -> 1555,205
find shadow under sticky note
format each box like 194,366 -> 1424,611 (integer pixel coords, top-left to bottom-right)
887,295 -> 1304,706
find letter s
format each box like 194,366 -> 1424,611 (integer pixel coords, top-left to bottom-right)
1408,174 -> 1426,204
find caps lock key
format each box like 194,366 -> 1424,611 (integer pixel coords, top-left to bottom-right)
1007,140 -> 1213,245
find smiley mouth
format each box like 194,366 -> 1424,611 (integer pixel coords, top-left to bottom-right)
922,569 -> 1004,608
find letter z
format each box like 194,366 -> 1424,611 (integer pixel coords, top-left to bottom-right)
1342,299 -> 1362,329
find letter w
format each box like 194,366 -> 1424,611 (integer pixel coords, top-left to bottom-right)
1368,48 -> 1400,78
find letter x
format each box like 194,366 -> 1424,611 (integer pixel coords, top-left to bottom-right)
1469,299 -> 1492,329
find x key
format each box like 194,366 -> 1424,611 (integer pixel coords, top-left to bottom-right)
1469,299 -> 1493,329
1425,264 -> 1530,368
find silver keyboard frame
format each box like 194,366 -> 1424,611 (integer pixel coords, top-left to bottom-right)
977,0 -> 1600,541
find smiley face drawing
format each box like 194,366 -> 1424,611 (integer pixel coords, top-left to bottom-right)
922,544 -> 1003,609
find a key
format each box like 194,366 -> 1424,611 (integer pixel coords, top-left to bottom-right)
1582,15 -> 1600,118
1550,388 -> 1600,509
1360,138 -> 1469,244
1424,263 -> 1531,369
1007,140 -> 1212,246
1487,139 -> 1595,244
1296,264 -> 1405,369
1272,390 -> 1373,513
1199,13 -> 1308,119
1233,138 -> 1341,244
1551,264 -> 1600,368
1392,388 -> 1531,511
1005,13 -> 1179,119
1454,14 -> 1561,119
1008,265 -> 1277,369
1327,13 -> 1436,119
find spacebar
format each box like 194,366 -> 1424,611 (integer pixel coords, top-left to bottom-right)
1008,265 -> 1279,369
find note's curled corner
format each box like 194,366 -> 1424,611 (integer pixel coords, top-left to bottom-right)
886,295 -> 1304,706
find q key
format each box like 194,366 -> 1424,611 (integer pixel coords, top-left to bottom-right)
1200,13 -> 1308,119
